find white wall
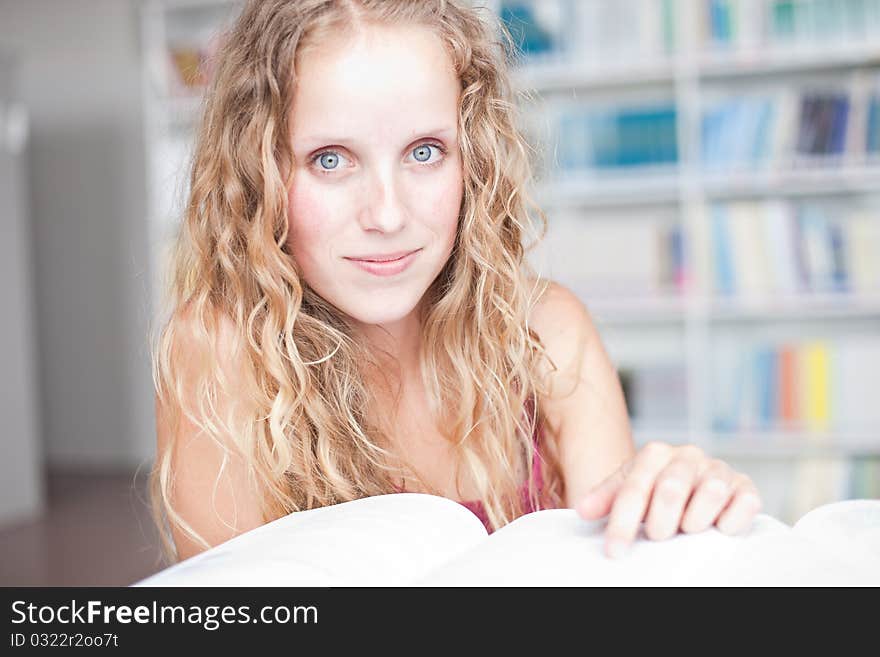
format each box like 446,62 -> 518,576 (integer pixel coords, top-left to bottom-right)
0,0 -> 156,470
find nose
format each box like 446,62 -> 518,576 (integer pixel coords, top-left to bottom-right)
358,166 -> 407,234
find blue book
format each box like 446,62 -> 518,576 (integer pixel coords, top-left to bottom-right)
790,207 -> 810,291
585,105 -> 677,169
829,96 -> 850,155
657,106 -> 679,164
711,204 -> 736,295
798,206 -> 836,292
828,220 -> 849,292
701,107 -> 719,166
710,0 -> 733,43
737,99 -> 765,165
867,96 -> 880,153
755,346 -> 777,429
670,223 -> 686,291
751,100 -> 774,164
616,111 -> 640,167
499,2 -> 555,58
772,0 -> 797,39
558,111 -> 587,171
721,101 -> 743,167
796,94 -> 821,155
587,111 -> 617,168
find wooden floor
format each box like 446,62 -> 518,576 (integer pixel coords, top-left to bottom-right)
0,468 -> 167,587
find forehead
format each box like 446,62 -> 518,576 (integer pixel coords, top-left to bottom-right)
291,24 -> 460,143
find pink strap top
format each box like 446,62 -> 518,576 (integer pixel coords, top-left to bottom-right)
394,403 -> 547,534
456,422 -> 545,533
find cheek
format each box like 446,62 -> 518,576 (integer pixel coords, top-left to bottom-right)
286,182 -> 335,260
423,164 -> 464,238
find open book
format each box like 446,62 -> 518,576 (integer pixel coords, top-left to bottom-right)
134,493 -> 880,587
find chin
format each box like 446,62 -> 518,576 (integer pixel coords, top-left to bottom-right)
342,292 -> 423,326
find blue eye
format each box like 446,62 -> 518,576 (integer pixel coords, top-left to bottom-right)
412,143 -> 445,165
310,142 -> 446,175
413,144 -> 432,162
315,151 -> 343,171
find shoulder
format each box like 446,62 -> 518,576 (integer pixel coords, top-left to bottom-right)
526,278 -> 635,505
155,303 -> 267,559
156,302 -> 258,441
168,302 -> 253,387
527,278 -> 603,386
174,301 -> 240,355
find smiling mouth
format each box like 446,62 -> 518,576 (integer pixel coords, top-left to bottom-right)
345,249 -> 420,263
344,249 -> 421,277
356,255 -> 407,263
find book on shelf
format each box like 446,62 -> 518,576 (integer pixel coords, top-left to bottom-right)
500,0 -> 676,68
788,458 -> 880,527
546,81 -> 879,180
497,0 -> 572,61
769,0 -> 880,44
711,336 -> 880,435
707,199 -> 880,298
553,101 -> 679,172
701,0 -> 880,50
133,493 -> 880,586
701,0 -> 771,51
568,0 -> 676,64
701,84 -> 875,171
536,211 -> 689,299
701,95 -> 776,169
789,457 -> 853,523
796,91 -> 850,158
849,457 -> 880,498
869,95 -> 880,153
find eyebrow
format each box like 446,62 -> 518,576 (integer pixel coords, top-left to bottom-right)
297,126 -> 457,146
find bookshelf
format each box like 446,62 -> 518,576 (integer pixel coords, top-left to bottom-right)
497,0 -> 880,521
139,0 -> 880,522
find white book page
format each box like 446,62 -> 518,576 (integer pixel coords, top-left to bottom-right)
713,518 -> 879,586
789,499 -> 880,574
134,493 -> 488,587
415,509 -> 749,586
413,509 -> 877,586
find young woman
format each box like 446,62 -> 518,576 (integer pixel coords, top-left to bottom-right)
150,0 -> 762,566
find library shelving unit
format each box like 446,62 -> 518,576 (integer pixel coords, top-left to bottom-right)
139,0 -> 880,522
492,0 -> 880,521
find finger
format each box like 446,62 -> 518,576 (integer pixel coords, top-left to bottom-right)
603,442 -> 676,557
716,477 -> 763,535
680,460 -> 737,534
644,456 -> 701,541
576,458 -> 635,521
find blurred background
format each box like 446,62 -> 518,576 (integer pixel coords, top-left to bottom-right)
0,0 -> 878,586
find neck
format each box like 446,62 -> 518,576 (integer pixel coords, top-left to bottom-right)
352,298 -> 426,380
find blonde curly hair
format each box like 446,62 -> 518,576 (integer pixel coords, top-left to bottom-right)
149,0 -> 564,563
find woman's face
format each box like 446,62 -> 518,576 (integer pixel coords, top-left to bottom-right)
287,23 -> 464,328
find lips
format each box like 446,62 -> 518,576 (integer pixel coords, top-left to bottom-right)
345,249 -> 418,263
345,249 -> 421,277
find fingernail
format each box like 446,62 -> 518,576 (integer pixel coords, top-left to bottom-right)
607,539 -> 630,559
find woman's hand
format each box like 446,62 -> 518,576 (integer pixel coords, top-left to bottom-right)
576,441 -> 763,559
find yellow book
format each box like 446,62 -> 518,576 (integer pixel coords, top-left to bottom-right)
802,341 -> 830,433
